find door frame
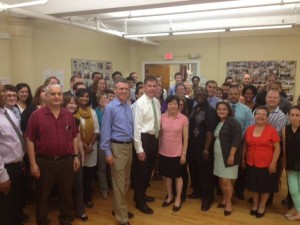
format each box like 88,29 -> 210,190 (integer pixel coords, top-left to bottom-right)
142,60 -> 200,81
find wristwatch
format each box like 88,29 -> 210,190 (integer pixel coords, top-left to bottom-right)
73,154 -> 79,158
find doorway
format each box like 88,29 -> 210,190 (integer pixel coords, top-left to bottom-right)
142,60 -> 200,90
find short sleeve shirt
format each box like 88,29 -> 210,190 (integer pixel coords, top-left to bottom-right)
245,124 -> 280,168
26,106 -> 78,157
159,112 -> 188,157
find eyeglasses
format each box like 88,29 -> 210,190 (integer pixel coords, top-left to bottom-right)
6,94 -> 17,98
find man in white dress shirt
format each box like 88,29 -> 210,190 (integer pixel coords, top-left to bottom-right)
132,76 -> 161,215
0,83 -> 25,225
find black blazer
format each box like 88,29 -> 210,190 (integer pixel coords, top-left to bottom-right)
218,116 -> 242,167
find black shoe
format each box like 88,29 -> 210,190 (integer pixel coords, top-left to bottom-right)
256,210 -> 265,218
236,193 -> 245,200
217,203 -> 226,208
135,203 -> 153,215
78,214 -> 88,221
188,192 -> 200,199
162,198 -> 174,207
224,210 -> 232,216
173,204 -> 181,212
144,195 -> 155,202
112,211 -> 134,219
250,209 -> 257,216
281,198 -> 294,209
119,222 -> 130,225
201,202 -> 211,211
127,212 -> 134,219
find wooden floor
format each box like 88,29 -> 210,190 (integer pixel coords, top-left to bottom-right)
24,176 -> 293,225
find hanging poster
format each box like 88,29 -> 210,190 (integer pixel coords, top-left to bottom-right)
226,60 -> 296,101
71,58 -> 113,86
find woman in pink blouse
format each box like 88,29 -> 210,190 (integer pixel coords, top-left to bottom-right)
159,95 -> 189,212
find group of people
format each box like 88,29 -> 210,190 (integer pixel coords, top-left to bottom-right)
0,70 -> 300,225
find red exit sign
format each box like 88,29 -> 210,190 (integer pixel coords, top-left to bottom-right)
164,52 -> 173,60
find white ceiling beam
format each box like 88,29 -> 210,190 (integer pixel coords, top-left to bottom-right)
124,15 -> 299,33
15,0 -> 223,15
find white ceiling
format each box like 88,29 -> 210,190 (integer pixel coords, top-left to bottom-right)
1,0 -> 300,43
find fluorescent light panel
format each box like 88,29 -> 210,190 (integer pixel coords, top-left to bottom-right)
173,29 -> 226,35
230,24 -> 293,31
124,32 -> 169,38
1,0 -> 48,10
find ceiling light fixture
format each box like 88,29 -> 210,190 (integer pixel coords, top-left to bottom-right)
230,24 -> 293,31
123,32 -> 170,38
0,0 -> 48,12
173,29 -> 226,35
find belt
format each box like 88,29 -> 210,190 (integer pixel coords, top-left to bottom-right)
37,155 -> 71,161
141,133 -> 155,136
111,139 -> 132,144
5,161 -> 22,166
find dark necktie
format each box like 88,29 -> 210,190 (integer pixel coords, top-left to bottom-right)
4,109 -> 26,152
231,104 -> 236,114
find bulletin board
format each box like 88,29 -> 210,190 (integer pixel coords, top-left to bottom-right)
71,58 -> 112,86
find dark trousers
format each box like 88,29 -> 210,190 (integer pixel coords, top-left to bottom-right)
35,156 -> 75,225
268,156 -> 285,203
73,166 -> 84,216
0,162 -> 24,225
172,163 -> 188,200
23,153 -> 35,203
188,157 -> 214,203
234,166 -> 247,195
82,166 -> 94,203
133,133 -> 158,205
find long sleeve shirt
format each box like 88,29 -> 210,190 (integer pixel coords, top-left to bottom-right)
133,94 -> 161,153
100,98 -> 133,157
0,107 -> 24,183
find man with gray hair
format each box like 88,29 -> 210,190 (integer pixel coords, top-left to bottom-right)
26,84 -> 80,225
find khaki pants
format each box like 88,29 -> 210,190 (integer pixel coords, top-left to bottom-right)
111,142 -> 132,224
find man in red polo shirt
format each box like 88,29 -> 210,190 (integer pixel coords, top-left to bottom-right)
26,84 -> 80,225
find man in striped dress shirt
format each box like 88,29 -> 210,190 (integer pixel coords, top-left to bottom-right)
265,90 -> 287,205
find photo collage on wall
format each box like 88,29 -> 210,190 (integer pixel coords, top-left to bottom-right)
71,58 -> 112,86
226,60 -> 296,101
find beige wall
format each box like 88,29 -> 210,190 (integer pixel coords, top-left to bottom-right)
134,29 -> 300,100
0,16 -> 134,90
1,14 -> 300,99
